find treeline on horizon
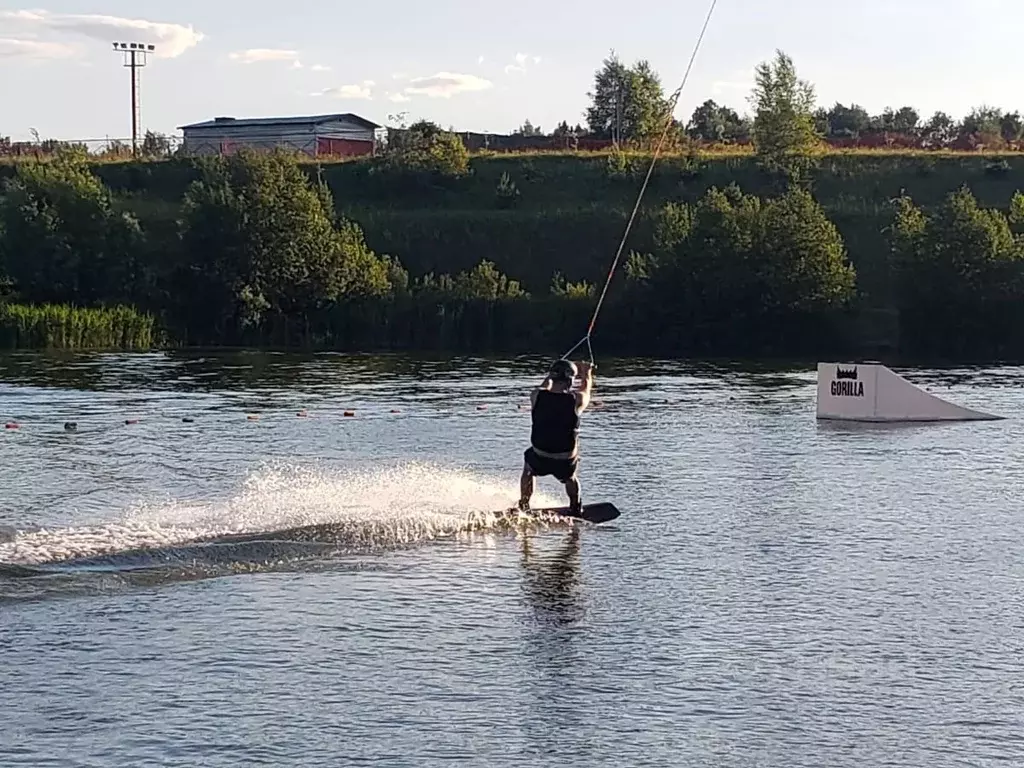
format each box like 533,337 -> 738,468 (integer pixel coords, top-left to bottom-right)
1,51 -> 1024,361
507,49 -> 1024,153
2,48 -> 1023,160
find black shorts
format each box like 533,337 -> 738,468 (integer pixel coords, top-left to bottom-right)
524,447 -> 578,483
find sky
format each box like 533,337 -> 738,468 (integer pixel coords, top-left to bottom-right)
0,0 -> 1020,144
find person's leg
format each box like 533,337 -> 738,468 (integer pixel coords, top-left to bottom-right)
519,450 -> 536,510
560,460 -> 582,512
519,463 -> 535,510
564,476 -> 581,511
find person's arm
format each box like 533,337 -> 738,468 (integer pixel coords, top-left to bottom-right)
530,376 -> 552,408
574,362 -> 595,413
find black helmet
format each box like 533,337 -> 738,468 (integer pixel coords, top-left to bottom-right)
548,359 -> 577,382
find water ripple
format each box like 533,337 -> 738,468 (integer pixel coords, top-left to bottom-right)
1,352 -> 1023,767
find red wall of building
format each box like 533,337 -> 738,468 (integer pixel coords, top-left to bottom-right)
316,138 -> 374,157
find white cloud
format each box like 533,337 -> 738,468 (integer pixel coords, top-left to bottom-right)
311,64 -> 331,72
0,9 -> 204,58
2,10 -> 44,21
308,70 -> 491,102
230,48 -> 299,64
478,55 -> 484,64
0,37 -> 76,59
402,72 -> 492,98
315,82 -> 373,100
504,52 -> 541,74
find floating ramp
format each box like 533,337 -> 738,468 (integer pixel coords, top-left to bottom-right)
815,362 -> 1003,422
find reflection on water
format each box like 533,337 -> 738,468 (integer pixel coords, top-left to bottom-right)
0,348 -> 827,395
521,527 -> 584,628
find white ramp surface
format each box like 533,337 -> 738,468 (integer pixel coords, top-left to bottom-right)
816,362 -> 1003,422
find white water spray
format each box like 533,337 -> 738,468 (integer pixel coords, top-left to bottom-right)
0,461 -> 563,566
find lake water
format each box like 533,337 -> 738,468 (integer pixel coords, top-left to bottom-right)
1,351 -> 1022,767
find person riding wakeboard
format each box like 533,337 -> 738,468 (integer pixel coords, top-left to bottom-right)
518,358 -> 595,514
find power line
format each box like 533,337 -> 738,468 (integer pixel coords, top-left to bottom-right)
562,0 -> 721,362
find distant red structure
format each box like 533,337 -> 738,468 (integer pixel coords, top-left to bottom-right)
177,113 -> 383,158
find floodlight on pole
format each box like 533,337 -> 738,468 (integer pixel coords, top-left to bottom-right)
111,41 -> 156,155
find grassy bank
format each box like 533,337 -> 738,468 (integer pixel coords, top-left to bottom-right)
0,303 -> 157,350
37,150 -> 1021,310
2,148 -> 1023,359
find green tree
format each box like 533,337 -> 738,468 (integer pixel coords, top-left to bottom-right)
333,217 -> 399,298
0,150 -> 144,306
176,149 -> 395,337
757,187 -> 857,311
451,260 -> 527,300
384,254 -> 411,297
655,186 -> 761,323
586,51 -> 669,143
686,100 -> 749,142
551,272 -> 595,299
551,121 -> 586,138
1010,191 -> 1024,234
98,139 -> 132,159
140,131 -> 174,158
820,103 -> 871,137
1000,112 -> 1024,144
513,119 -> 544,136
959,106 -> 1004,145
646,184 -> 855,330
863,107 -> 919,136
888,186 -> 1024,354
919,111 -> 958,147
412,271 -> 456,298
410,260 -> 526,301
749,50 -> 821,175
379,119 -> 469,178
888,106 -> 921,135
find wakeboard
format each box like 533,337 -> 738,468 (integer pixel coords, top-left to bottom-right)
519,502 -> 621,525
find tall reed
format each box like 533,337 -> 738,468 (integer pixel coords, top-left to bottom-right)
0,303 -> 156,350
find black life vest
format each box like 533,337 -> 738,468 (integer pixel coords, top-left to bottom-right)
530,389 -> 580,455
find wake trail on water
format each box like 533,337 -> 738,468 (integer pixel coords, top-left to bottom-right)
0,461 -> 566,576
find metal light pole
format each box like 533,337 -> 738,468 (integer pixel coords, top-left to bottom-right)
111,41 -> 156,156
